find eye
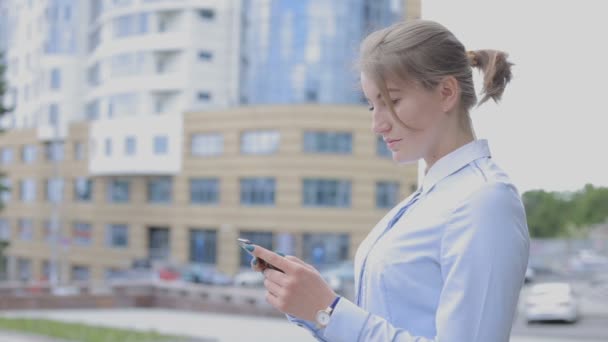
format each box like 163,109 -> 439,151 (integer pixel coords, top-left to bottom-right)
391,99 -> 401,105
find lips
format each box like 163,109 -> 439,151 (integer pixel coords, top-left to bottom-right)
385,138 -> 402,149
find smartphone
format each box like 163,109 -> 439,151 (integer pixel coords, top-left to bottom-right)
237,238 -> 284,273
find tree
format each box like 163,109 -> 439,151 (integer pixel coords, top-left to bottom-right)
522,185 -> 608,238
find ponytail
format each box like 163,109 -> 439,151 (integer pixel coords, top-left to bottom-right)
467,50 -> 513,106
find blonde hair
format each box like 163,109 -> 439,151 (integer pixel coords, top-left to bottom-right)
358,20 -> 513,128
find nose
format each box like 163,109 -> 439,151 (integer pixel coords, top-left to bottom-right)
371,108 -> 391,135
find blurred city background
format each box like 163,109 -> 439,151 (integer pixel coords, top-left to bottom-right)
0,0 -> 606,341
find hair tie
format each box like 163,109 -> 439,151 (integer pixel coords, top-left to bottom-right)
467,51 -> 478,67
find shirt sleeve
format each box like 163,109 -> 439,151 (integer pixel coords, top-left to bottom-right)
320,182 -> 530,342
286,314 -> 329,341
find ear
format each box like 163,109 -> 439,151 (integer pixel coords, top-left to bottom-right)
438,76 -> 460,113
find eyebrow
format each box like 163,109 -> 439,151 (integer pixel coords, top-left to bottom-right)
373,88 -> 401,99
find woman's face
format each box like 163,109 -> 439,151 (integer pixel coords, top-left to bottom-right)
361,72 -> 447,165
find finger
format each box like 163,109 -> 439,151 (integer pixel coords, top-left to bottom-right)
265,291 -> 281,311
263,267 -> 289,287
250,245 -> 295,274
264,277 -> 285,297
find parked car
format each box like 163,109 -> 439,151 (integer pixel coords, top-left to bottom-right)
182,264 -> 233,286
524,266 -> 536,284
233,270 -> 265,287
525,282 -> 579,324
320,261 -> 354,294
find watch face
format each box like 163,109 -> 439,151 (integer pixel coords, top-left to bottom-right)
316,311 -> 330,325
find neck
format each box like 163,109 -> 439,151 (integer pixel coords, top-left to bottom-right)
424,128 -> 475,174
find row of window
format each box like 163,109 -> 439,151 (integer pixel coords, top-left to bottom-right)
89,7 -> 216,51
1,177 -> 401,209
7,229 -> 348,283
0,132 -> 392,165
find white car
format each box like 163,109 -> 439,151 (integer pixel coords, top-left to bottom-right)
233,270 -> 265,287
525,282 -> 579,323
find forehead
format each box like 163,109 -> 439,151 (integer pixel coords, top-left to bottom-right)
360,73 -> 407,99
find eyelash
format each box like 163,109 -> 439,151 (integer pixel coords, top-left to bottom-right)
367,99 -> 400,112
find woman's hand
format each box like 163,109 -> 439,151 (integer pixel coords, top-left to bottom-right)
249,245 -> 337,322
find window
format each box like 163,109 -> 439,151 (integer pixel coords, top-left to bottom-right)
189,178 -> 219,204
153,135 -> 168,155
49,104 -> 59,125
239,231 -> 272,267
106,224 -> 128,247
147,177 -> 171,204
0,219 -> 11,241
198,51 -> 213,61
189,229 -> 217,264
240,130 -> 280,155
376,181 -> 399,209
44,220 -> 60,243
71,265 -> 90,282
113,13 -> 148,38
303,179 -> 351,207
105,138 -> 112,156
303,131 -> 352,154
44,141 -> 64,161
87,63 -> 100,86
108,93 -> 137,118
86,100 -> 99,120
107,178 -> 130,203
74,142 -> 85,160
21,145 -> 37,163
17,258 -> 31,281
0,178 -> 10,204
19,179 -> 36,202
45,178 -> 64,203
191,133 -> 223,156
199,9 -> 215,20
125,136 -> 136,156
1,147 -> 13,165
197,92 -> 211,102
110,52 -> 144,77
74,177 -> 93,202
376,135 -> 391,157
240,178 -> 275,206
303,233 -> 350,267
18,218 -> 34,241
50,68 -> 61,89
73,222 -> 92,246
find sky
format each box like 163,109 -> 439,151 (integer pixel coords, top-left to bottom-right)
421,0 -> 608,193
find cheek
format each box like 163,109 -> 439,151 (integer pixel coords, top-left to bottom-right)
394,101 -> 433,131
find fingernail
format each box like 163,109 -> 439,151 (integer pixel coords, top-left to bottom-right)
252,258 -> 258,265
245,245 -> 255,252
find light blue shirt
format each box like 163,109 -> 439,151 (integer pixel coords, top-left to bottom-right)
288,139 -> 530,341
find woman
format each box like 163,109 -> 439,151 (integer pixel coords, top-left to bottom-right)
246,19 -> 530,341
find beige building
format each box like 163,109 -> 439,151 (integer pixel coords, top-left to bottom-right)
0,105 -> 417,283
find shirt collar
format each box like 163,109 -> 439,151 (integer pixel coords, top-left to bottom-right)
420,139 -> 491,195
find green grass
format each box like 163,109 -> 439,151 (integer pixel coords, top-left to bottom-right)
0,317 -> 193,342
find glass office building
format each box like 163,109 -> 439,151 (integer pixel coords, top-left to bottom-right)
240,0 -> 402,104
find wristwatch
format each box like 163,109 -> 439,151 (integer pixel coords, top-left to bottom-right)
315,296 -> 341,328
